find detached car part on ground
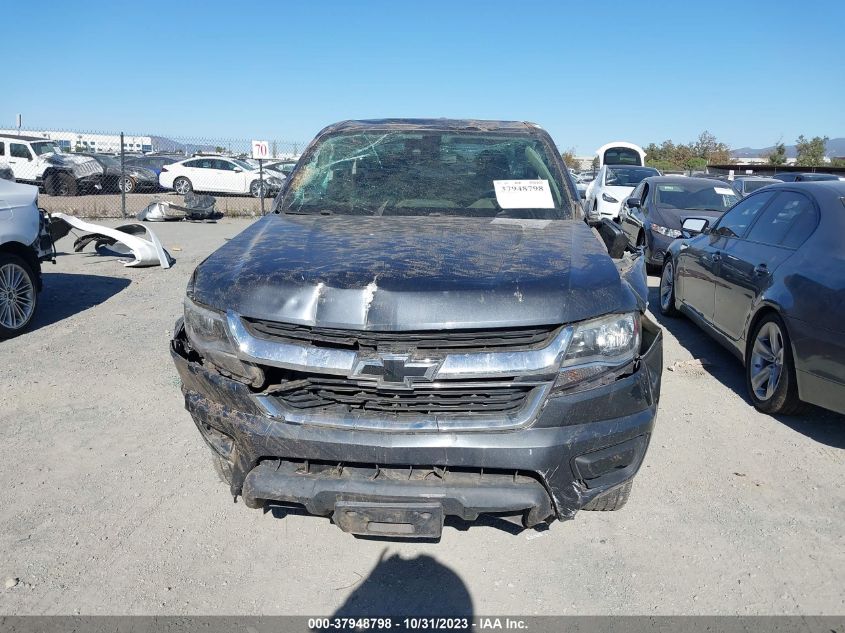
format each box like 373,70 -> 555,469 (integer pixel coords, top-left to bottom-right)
0,180 -> 55,338
171,119 -> 663,538
659,181 -> 845,416
49,214 -> 174,269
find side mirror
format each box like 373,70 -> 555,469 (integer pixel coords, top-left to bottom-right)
233,167 -> 243,172
681,217 -> 709,238
625,197 -> 641,209
597,218 -> 627,259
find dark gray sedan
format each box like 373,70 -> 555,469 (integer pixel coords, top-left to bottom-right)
619,176 -> 740,272
659,181 -> 845,415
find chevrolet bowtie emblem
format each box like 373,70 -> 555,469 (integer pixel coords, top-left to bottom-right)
354,354 -> 440,388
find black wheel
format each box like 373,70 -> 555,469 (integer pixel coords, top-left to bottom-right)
0,254 -> 38,339
44,172 -> 77,196
746,313 -> 804,415
658,258 -> 679,317
250,180 -> 267,198
119,176 -> 136,194
173,177 -> 193,195
583,481 -> 632,511
210,451 -> 233,485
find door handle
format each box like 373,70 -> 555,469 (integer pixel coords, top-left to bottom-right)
754,263 -> 768,275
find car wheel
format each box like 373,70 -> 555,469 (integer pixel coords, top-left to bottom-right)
119,176 -> 136,194
250,180 -> 266,198
0,254 -> 38,339
658,258 -> 678,317
45,173 -> 76,196
173,177 -> 192,195
582,481 -> 632,511
746,313 -> 803,415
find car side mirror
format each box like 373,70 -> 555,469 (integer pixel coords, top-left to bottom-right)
681,217 -> 709,238
625,197 -> 641,209
597,218 -> 627,259
233,167 -> 243,172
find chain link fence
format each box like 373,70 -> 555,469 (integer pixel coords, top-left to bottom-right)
0,127 -> 303,218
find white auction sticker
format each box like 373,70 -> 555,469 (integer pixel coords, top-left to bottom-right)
714,187 -> 736,196
494,179 -> 555,209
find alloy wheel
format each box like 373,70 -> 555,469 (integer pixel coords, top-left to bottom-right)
660,262 -> 674,312
749,321 -> 785,401
0,263 -> 35,331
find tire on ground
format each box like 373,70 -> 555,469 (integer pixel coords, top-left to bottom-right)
0,253 -> 39,339
746,312 -> 804,415
582,481 -> 632,511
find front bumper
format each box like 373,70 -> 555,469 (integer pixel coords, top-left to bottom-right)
171,318 -> 662,530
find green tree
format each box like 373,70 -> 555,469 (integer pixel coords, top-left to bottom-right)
830,157 -> 845,167
561,147 -> 579,169
795,135 -> 828,167
766,142 -> 787,166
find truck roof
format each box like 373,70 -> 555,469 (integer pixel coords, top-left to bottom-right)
0,134 -> 54,142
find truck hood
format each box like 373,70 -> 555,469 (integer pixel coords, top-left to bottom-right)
191,214 -> 641,330
43,153 -> 104,177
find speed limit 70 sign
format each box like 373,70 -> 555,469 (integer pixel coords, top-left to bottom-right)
251,140 -> 270,160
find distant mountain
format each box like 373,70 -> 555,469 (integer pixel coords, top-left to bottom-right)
731,137 -> 845,159
149,135 -> 216,155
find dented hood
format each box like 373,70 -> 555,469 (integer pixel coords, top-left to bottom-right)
191,214 -> 641,330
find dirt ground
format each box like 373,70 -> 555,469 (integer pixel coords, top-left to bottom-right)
0,218 -> 842,616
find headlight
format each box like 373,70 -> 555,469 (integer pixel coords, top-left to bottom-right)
553,313 -> 640,391
183,296 -> 264,385
602,193 -> 619,203
651,224 -> 682,238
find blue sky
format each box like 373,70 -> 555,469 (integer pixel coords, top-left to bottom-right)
6,0 -> 844,153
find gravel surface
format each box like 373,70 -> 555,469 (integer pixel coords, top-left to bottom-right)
0,218 -> 842,616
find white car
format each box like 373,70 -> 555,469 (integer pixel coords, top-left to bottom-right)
0,134 -> 103,196
159,156 -> 285,198
584,164 -> 660,221
0,179 -> 54,337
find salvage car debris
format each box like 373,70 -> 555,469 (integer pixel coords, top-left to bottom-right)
136,192 -> 221,222
171,118 -> 663,539
50,213 -> 173,268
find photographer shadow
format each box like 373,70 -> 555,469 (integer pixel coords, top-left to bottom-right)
332,550 -> 473,621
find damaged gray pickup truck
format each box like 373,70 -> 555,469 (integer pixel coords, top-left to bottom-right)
171,119 -> 663,538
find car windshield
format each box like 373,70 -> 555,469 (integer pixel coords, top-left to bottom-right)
96,155 -> 120,168
655,181 -> 740,210
743,180 -> 774,193
280,130 -> 571,219
605,166 -> 659,187
31,141 -> 62,156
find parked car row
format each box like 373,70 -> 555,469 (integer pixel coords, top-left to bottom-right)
0,135 -> 293,198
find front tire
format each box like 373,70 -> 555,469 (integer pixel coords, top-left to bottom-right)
44,172 -> 77,196
119,176 -> 136,194
173,177 -> 193,195
583,481 -> 632,511
0,254 -> 38,339
658,258 -> 679,317
746,313 -> 803,415
250,180 -> 267,198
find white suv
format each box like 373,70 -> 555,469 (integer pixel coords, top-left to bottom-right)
0,179 -> 54,337
159,156 -> 284,198
0,134 -> 103,196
